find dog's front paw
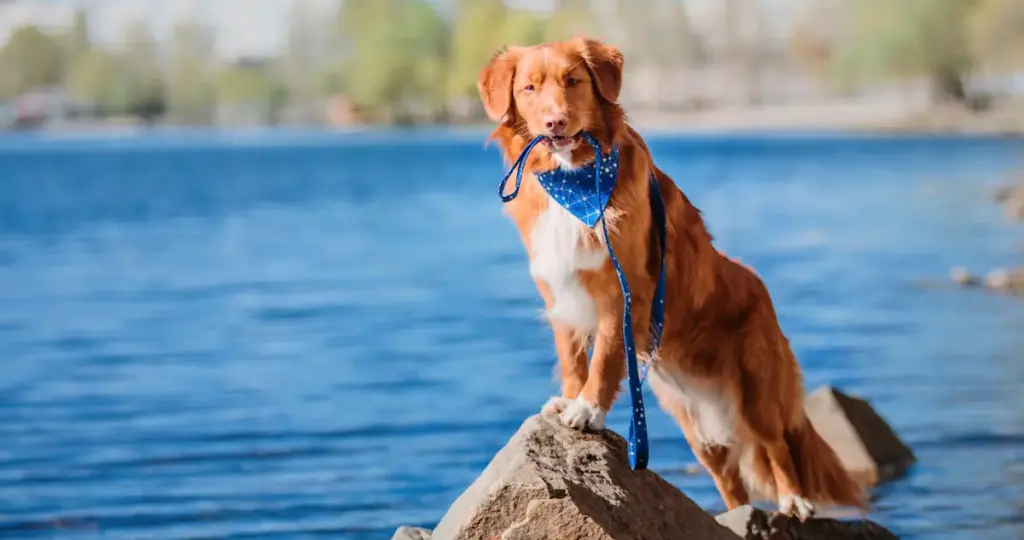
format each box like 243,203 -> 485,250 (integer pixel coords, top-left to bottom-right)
558,397 -> 606,431
779,495 -> 815,522
541,396 -> 572,417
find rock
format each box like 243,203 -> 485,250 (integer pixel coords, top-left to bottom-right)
391,526 -> 432,540
430,414 -> 737,540
1004,194 -> 1024,221
804,386 -> 915,487
993,185 -> 1015,202
716,505 -> 898,540
984,267 -> 1024,295
994,182 -> 1024,221
950,266 -> 979,286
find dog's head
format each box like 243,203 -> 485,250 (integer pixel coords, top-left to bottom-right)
477,37 -> 624,157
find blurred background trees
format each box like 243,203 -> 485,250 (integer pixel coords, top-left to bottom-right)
0,0 -> 1021,127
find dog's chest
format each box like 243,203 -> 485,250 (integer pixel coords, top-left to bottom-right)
527,195 -> 607,334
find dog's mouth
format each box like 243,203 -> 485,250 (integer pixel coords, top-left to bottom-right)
543,133 -> 578,151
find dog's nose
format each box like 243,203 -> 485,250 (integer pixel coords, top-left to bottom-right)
543,115 -> 568,135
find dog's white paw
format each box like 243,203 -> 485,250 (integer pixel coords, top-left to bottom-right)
558,397 -> 606,431
779,495 -> 815,521
541,396 -> 572,417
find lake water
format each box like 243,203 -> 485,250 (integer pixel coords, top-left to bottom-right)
1,129 -> 1022,540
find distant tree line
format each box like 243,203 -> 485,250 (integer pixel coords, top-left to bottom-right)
0,0 -> 1020,126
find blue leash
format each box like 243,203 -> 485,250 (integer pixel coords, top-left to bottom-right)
498,133 -> 667,470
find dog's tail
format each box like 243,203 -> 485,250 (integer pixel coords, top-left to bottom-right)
786,418 -> 868,509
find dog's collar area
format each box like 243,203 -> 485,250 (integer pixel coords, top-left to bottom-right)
496,131 -> 668,471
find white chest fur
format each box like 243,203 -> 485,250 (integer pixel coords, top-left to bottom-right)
528,195 -> 607,335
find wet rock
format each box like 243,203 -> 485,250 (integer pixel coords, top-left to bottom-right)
804,386 -> 915,487
391,525 -> 432,540
716,505 -> 899,540
950,266 -> 979,286
984,267 -> 1024,295
430,414 -> 736,540
950,266 -> 1024,296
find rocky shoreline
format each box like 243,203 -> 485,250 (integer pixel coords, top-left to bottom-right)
950,179 -> 1024,297
394,386 -> 912,540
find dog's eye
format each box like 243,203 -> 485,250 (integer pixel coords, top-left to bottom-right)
566,77 -> 579,87
523,84 -> 535,93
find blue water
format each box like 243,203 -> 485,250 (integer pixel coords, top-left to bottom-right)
1,129 -> 1022,539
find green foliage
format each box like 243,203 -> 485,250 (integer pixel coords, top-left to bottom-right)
217,66 -> 284,105
503,10 -> 547,46
68,9 -> 90,52
0,25 -> 65,99
339,0 -> 450,123
831,0 -> 977,99
545,0 -> 595,42
165,19 -> 218,123
446,0 -> 547,110
120,20 -> 167,120
448,0 -> 509,102
66,48 -> 118,105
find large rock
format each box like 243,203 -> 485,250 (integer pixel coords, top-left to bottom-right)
716,505 -> 898,540
430,414 -> 737,540
805,386 -> 915,487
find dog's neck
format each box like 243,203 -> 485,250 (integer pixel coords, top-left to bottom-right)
551,144 -> 578,171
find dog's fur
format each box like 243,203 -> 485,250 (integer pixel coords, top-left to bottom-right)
477,37 -> 867,519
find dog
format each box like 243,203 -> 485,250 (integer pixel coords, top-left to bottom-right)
476,37 -> 867,519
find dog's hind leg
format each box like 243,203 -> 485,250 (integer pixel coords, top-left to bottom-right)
651,376 -> 749,510
680,417 -> 748,510
741,395 -> 816,520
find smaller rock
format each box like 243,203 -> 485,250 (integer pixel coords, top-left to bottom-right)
984,267 -> 1024,295
716,505 -> 898,540
950,266 -> 979,286
994,182 -> 1024,221
1004,195 -> 1024,221
985,268 -> 1011,290
804,386 -> 915,487
391,526 -> 431,540
993,185 -> 1015,202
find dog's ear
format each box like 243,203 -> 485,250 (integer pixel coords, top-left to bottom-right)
575,37 -> 624,104
477,47 -> 524,124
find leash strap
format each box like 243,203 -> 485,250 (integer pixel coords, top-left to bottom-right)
498,133 -> 667,470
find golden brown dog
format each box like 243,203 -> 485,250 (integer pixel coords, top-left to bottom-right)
477,37 -> 866,519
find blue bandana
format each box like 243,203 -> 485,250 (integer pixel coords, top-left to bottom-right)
497,132 -> 667,470
535,148 -> 620,228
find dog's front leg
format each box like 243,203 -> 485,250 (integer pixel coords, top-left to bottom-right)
540,323 -> 589,418
534,280 -> 589,418
558,315 -> 625,431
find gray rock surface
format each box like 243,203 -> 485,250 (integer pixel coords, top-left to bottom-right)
716,505 -> 899,540
430,414 -> 737,540
391,525 -> 432,540
805,386 -> 915,486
